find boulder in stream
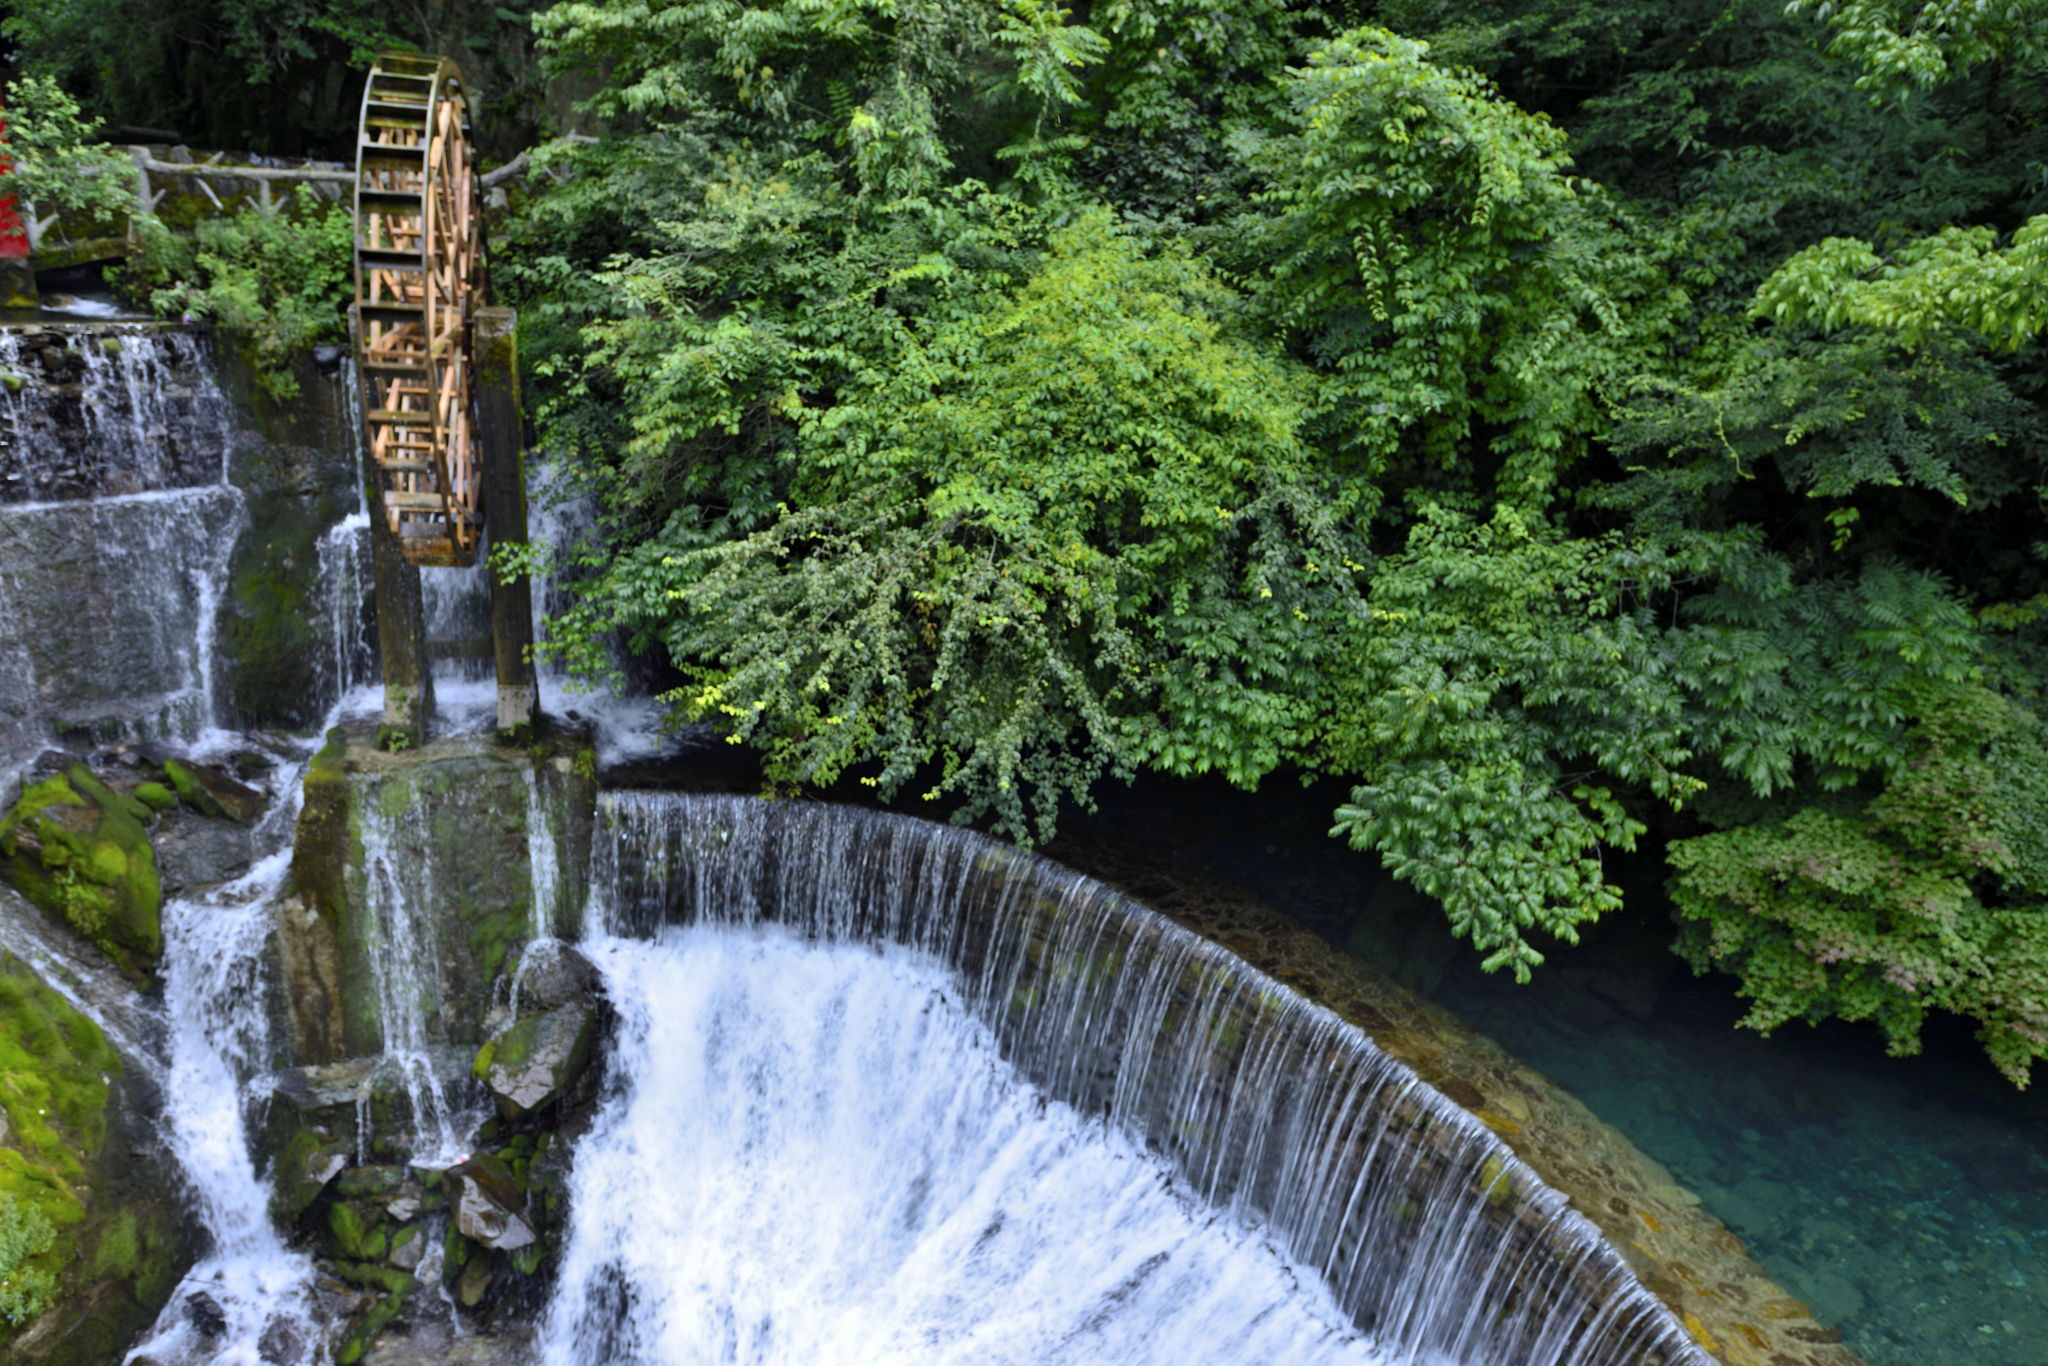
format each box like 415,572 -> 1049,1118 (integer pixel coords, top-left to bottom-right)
446,1154 -> 534,1251
473,1002 -> 596,1122
510,940 -> 603,1015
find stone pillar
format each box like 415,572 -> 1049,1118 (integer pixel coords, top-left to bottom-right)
352,303 -> 432,748
474,306 -> 537,737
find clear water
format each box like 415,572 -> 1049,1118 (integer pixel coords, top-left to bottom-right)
1436,964 -> 2048,1366
544,923 -> 1390,1366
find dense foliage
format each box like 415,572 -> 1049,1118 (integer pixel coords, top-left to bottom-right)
0,1192 -> 55,1325
123,190 -> 355,399
15,0 -> 2048,1083
0,76 -> 134,233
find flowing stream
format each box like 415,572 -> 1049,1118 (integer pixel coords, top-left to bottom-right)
135,832 -> 320,1366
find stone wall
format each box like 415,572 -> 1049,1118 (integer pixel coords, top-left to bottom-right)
0,322 -> 370,767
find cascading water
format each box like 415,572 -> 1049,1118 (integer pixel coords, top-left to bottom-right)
549,926 -> 1387,1366
0,326 -> 235,501
0,326 -> 374,1365
354,792 -> 486,1164
125,789 -> 323,1366
573,793 -> 1711,1366
0,326 -> 247,769
317,510 -> 377,701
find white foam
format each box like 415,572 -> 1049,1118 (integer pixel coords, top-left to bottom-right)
541,924 -> 1387,1366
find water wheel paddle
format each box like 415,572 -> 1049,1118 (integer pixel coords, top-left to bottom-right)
353,53 -> 484,568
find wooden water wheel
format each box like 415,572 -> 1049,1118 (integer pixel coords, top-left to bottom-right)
354,53 -> 484,568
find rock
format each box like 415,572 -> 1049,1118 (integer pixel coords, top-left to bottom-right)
266,1048 -> 475,1168
183,1290 -> 228,1337
0,763 -> 163,966
385,1187 -> 423,1223
327,1199 -> 388,1261
473,1003 -> 596,1122
455,1257 -> 493,1308
151,808 -> 255,893
273,1127 -> 348,1220
387,1223 -> 427,1272
0,948 -> 191,1363
447,1154 -> 534,1251
511,941 -> 603,1015
283,731 -> 600,1066
156,756 -> 266,824
258,1316 -> 307,1366
336,1165 -> 406,1199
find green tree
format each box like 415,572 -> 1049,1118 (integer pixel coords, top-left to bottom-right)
0,75 -> 135,235
128,189 -> 355,400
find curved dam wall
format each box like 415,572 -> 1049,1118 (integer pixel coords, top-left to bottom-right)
591,790 -> 1713,1366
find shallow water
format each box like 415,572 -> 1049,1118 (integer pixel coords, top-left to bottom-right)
543,924 -> 1391,1366
1437,963 -> 2048,1366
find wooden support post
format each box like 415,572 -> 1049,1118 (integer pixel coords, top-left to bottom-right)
354,303 -> 433,748
475,306 -> 536,737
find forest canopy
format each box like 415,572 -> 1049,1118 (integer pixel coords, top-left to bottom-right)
8,0 -> 2046,1084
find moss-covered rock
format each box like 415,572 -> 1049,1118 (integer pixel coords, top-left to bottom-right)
271,1125 -> 348,1223
159,760 -> 226,820
130,783 -> 175,814
0,950 -> 190,1363
280,727 -> 601,1070
474,1003 -> 595,1122
280,734 -> 365,1062
0,766 -> 163,969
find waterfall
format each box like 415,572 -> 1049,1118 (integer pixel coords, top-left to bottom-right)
355,791 -> 483,1164
548,926 -> 1388,1366
316,510 -> 376,702
573,793 -> 1710,1366
0,326 -> 235,501
526,765 -> 563,940
123,761 -> 326,1366
0,326 -> 247,770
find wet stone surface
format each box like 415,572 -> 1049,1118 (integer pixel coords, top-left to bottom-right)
0,326 -> 234,502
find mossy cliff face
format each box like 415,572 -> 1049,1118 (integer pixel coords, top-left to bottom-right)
214,349 -> 368,733
0,767 -> 162,973
281,727 -> 599,1067
0,950 -> 189,1365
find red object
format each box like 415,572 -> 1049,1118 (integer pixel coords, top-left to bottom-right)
0,93 -> 29,258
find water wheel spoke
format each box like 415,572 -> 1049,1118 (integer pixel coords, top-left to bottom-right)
354,53 -> 484,567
